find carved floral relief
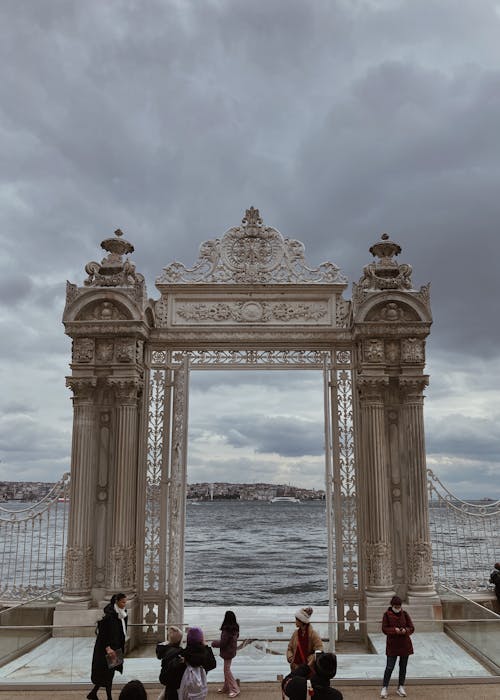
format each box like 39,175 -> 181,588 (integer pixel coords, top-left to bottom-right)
174,301 -> 328,324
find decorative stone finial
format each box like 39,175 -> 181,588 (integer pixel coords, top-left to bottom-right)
83,228 -> 143,289
369,233 -> 402,263
357,232 -> 412,291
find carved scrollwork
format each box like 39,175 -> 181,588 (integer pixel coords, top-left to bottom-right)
385,341 -> 400,364
157,207 -> 347,285
108,544 -> 136,590
399,375 -> 429,397
175,300 -> 328,324
407,539 -> 434,586
365,541 -> 393,587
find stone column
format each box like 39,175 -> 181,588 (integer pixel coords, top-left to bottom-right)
106,377 -> 142,595
358,376 -> 395,597
400,376 -> 437,596
61,377 -> 97,604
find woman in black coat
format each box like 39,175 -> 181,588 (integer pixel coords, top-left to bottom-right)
88,593 -> 128,700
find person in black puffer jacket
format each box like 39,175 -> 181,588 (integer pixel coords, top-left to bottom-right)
157,626 -> 184,700
163,627 -> 216,700
310,652 -> 343,700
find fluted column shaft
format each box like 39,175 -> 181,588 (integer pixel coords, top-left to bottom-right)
62,378 -> 97,602
359,378 -> 394,596
106,379 -> 141,595
401,378 -> 436,595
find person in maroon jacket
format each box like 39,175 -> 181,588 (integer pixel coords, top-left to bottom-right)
380,596 -> 414,698
212,610 -> 240,697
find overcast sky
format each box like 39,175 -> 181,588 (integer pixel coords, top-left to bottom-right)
0,0 -> 499,498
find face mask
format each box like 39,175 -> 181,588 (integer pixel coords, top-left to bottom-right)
392,607 -> 401,613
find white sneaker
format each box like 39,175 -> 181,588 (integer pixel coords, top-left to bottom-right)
380,688 -> 388,699
397,687 -> 407,697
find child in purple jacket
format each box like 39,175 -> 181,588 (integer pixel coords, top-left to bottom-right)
211,610 -> 240,697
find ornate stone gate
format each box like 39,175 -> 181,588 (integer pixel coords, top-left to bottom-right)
56,208 -> 437,641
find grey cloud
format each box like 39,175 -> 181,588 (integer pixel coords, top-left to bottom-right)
426,414 -> 500,463
216,415 -> 323,458
1,0 -> 499,493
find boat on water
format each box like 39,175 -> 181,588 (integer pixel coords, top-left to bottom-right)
270,496 -> 301,503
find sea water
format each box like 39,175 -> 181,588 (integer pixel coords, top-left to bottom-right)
185,500 -> 328,606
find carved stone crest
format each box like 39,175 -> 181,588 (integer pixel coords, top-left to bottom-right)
157,207 -> 347,285
64,545 -> 93,593
364,339 -> 384,362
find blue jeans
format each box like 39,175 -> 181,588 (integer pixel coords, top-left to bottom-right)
383,655 -> 408,687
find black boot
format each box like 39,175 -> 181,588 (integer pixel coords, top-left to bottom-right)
87,687 -> 99,700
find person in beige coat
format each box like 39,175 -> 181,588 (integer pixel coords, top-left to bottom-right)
286,606 -> 323,671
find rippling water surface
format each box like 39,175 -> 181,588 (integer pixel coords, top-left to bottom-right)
184,500 -> 329,606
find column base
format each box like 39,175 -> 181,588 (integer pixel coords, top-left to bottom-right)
366,587 -> 396,598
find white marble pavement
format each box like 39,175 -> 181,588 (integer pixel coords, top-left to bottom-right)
0,606 -> 492,685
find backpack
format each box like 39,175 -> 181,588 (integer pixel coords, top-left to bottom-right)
178,663 -> 208,700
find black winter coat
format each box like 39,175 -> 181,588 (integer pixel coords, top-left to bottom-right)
158,643 -> 183,686
164,643 -> 216,700
91,603 -> 127,686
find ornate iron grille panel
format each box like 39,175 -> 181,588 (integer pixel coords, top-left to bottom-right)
144,346 -> 362,643
0,474 -> 70,602
142,366 -> 170,637
325,350 -> 360,641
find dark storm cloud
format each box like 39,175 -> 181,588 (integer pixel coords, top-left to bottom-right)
0,1 -> 499,492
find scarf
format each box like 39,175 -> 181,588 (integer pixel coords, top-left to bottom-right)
293,625 -> 310,665
114,603 -> 128,640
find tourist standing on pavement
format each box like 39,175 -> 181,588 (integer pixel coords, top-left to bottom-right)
88,592 -> 128,700
211,610 -> 240,697
380,595 -> 414,698
286,606 -> 323,671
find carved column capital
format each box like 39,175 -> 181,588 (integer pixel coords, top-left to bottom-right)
66,376 -> 97,402
107,377 -> 143,403
399,375 -> 429,401
357,375 -> 389,402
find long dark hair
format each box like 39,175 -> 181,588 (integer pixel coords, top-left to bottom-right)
221,609 -> 239,632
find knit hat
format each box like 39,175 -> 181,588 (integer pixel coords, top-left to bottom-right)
295,606 -> 313,624
168,626 -> 183,645
283,676 -> 307,700
187,626 -> 204,644
390,596 -> 402,607
313,652 -> 337,679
